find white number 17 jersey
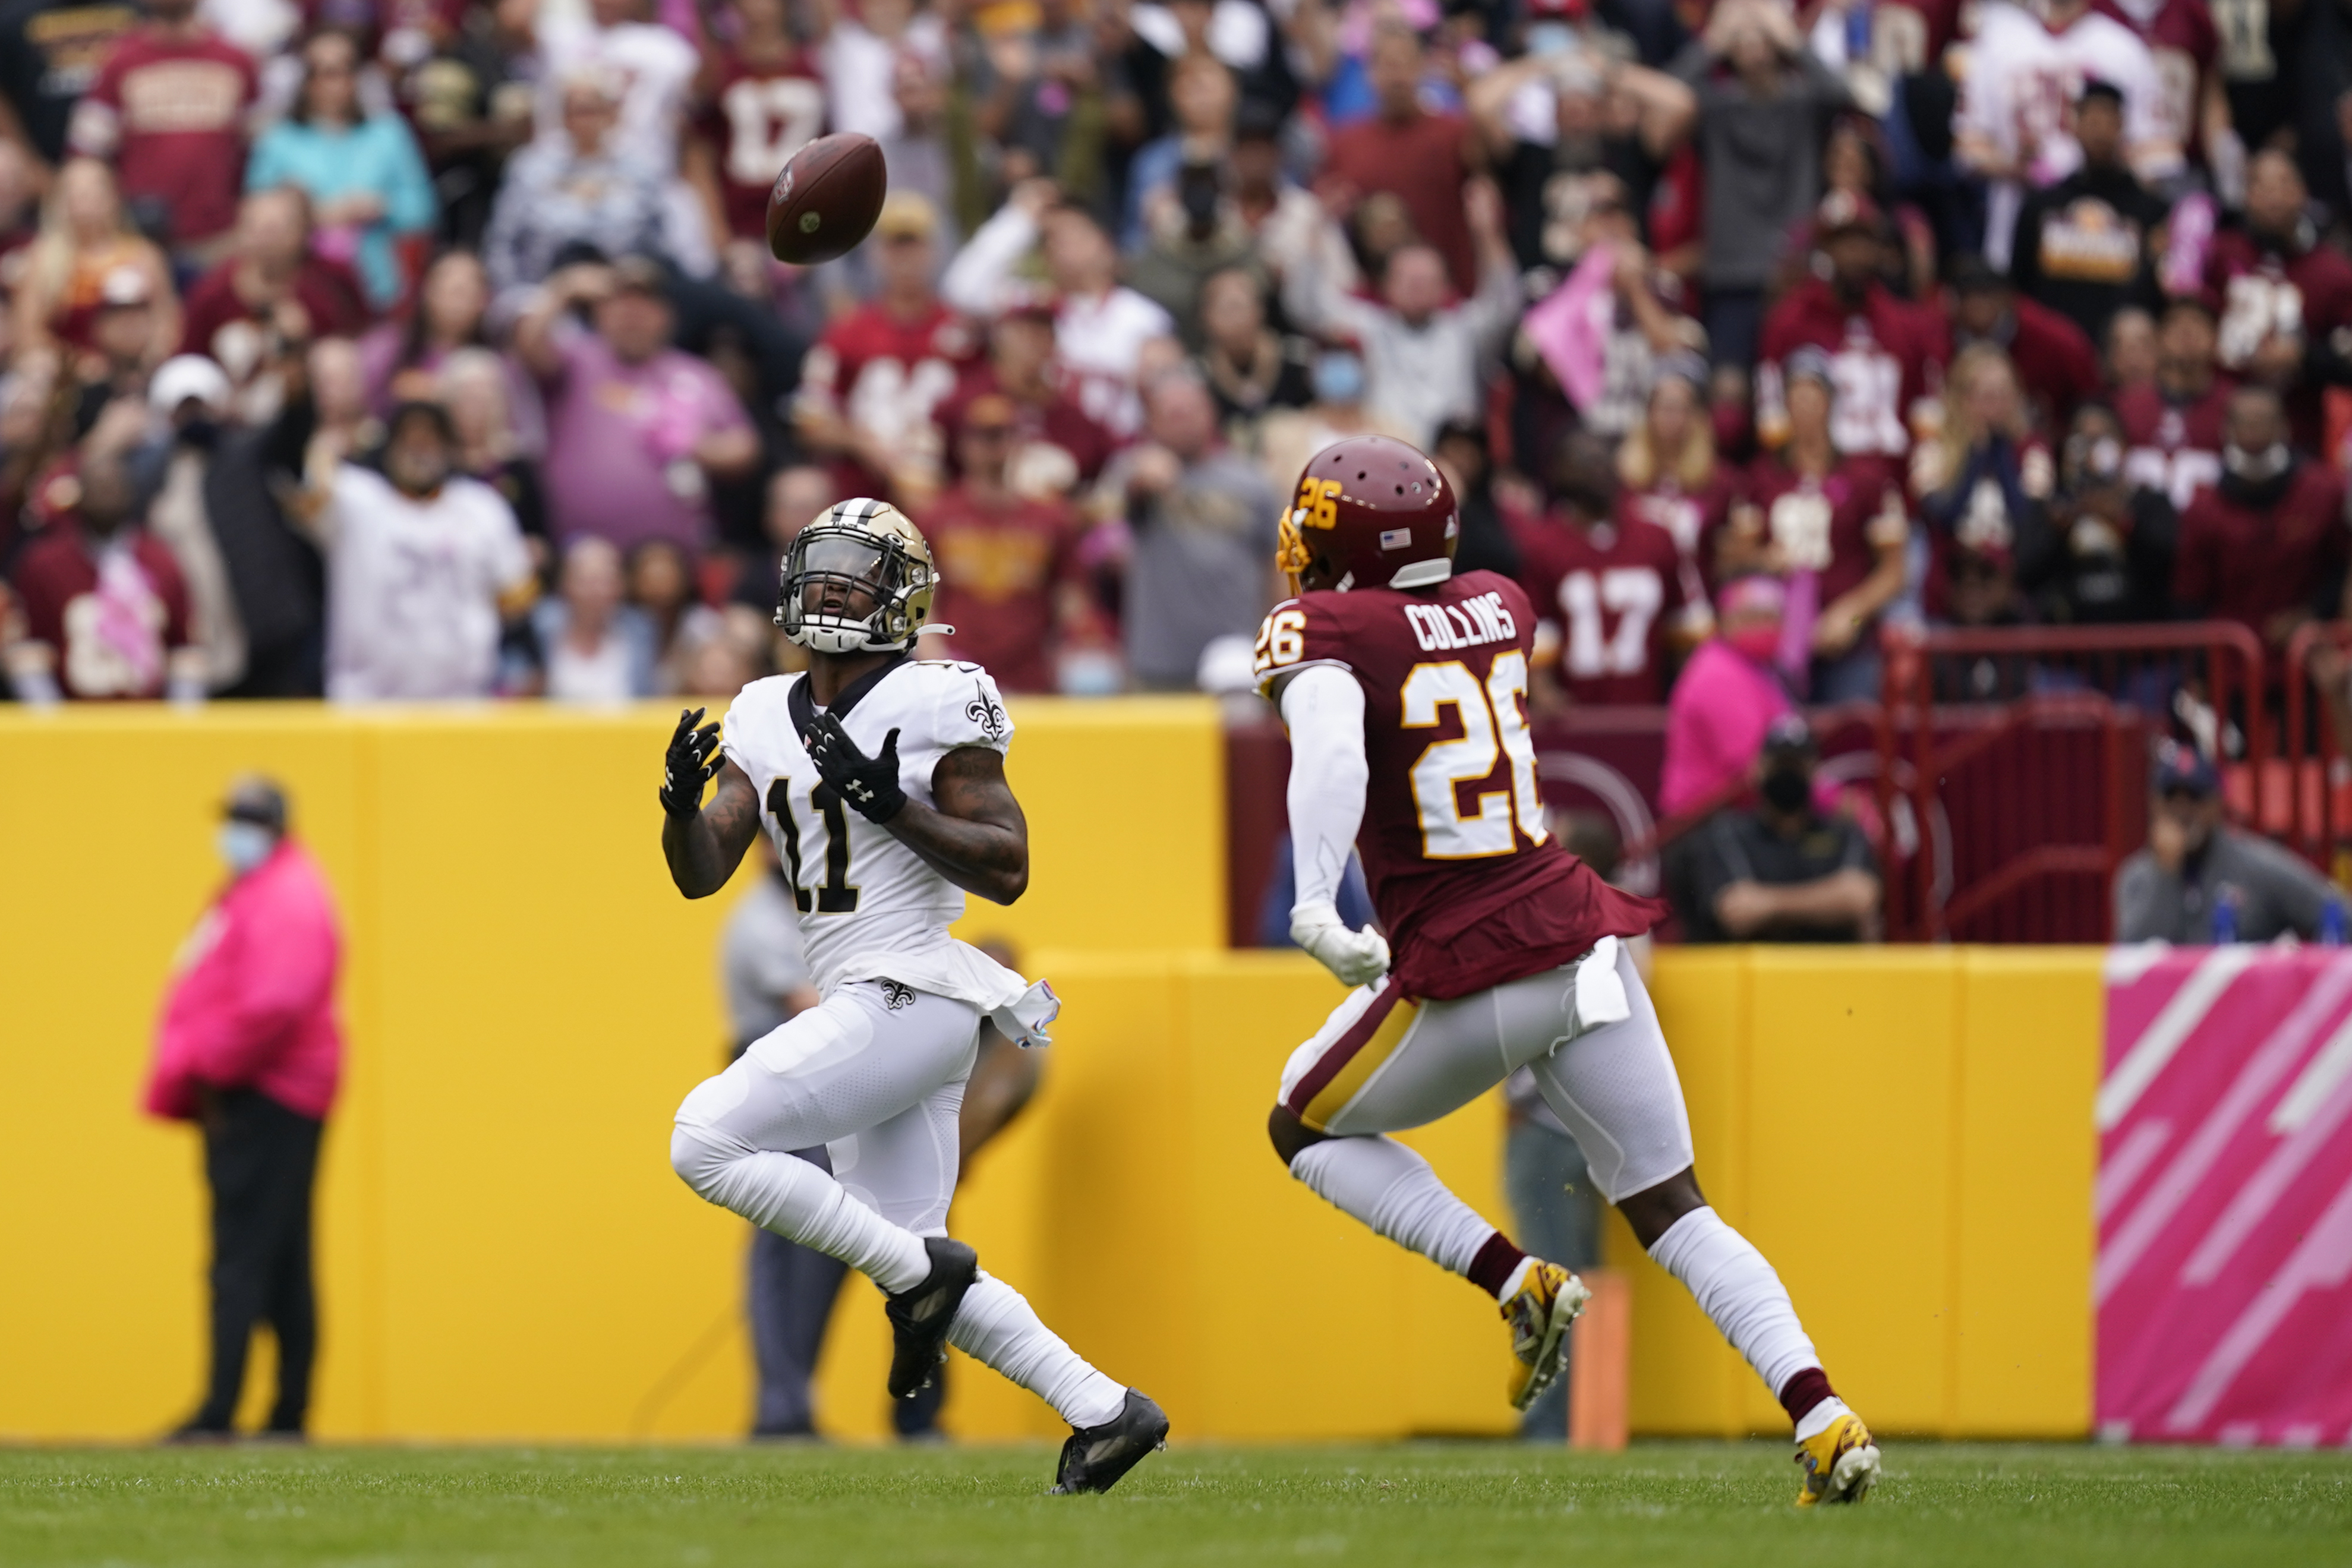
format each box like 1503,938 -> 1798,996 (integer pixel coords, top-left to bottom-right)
721,657 -> 1028,1009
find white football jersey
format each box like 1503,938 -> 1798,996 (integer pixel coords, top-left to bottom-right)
722,657 -> 1029,1008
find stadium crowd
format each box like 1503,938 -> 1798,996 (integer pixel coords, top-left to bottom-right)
1,0 -> 2350,716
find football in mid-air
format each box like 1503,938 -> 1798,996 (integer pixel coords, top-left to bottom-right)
766,132 -> 888,265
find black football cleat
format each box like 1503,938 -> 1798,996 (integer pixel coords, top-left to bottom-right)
884,1237 -> 980,1399
1050,1389 -> 1169,1495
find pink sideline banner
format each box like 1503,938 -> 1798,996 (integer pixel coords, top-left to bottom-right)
2098,945 -> 2352,1445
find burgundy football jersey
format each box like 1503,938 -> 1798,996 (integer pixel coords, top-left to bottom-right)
2174,462 -> 2349,638
1515,510 -> 1691,706
2116,380 -> 2228,508
1758,279 -> 1947,458
1739,454 -> 1910,610
1254,569 -> 1663,1001
2202,229 -> 2352,445
694,55 -> 827,242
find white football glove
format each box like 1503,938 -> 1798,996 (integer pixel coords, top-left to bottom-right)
1291,899 -> 1391,987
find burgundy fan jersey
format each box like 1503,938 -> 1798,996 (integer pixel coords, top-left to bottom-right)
2174,462 -> 2348,639
2202,229 -> 2352,444
1254,569 -> 1664,1001
2117,380 -> 2228,508
693,55 -> 827,241
1758,279 -> 1947,458
2092,0 -> 2218,162
1515,509 -> 1692,706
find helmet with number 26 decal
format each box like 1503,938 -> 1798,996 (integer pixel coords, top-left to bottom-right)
1277,434 -> 1459,595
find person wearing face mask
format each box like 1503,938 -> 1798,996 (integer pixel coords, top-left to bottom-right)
2114,740 -> 2337,942
144,776 -> 344,1440
302,398 -> 537,701
1679,715 -> 1883,943
1659,573 -> 1795,818
2173,383 -> 2352,655
2018,401 -> 2179,624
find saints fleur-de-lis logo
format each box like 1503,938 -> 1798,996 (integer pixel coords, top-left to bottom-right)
966,682 -> 1008,741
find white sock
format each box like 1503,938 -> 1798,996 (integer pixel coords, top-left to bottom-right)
1794,1396 -> 1852,1443
1289,1135 -> 1497,1279
1647,1206 -> 1820,1397
948,1273 -> 1128,1429
670,1126 -> 930,1293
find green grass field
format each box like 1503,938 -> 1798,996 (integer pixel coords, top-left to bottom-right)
4,1441 -> 2348,1567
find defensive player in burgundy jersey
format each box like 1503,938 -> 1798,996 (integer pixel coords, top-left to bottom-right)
1254,434 -> 1880,1507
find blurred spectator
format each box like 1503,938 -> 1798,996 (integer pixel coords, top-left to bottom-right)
0,1 -> 140,171
483,68 -> 695,300
938,302 -> 1114,502
793,191 -> 967,507
245,29 -> 436,312
306,398 -> 534,700
963,0 -> 1103,198
627,537 -> 724,693
534,0 -> 698,170
75,257 -> 165,402
915,391 -> 1087,693
1956,0 -> 2167,273
1430,418 -> 1519,580
2020,401 -> 2180,625
515,255 -> 758,554
2008,81 -> 2169,348
2173,383 -> 2351,654
1944,254 -> 2102,436
1680,715 -> 1881,942
2115,740 -> 2337,941
1105,368 -> 1278,690
197,339 -> 327,698
12,156 -> 179,364
729,460 -> 836,623
1284,178 -> 1521,447
532,534 -> 655,702
682,0 -> 824,267
1125,51 -> 1237,251
1726,348 -> 1909,701
1127,161 -> 1262,349
4,396 -> 202,701
395,0 -> 537,250
1322,24 -> 1477,295
944,181 -> 1177,437
1920,345 -> 2050,621
1530,173 -> 1708,443
362,250 -> 500,411
2203,151 -> 2352,447
1757,191 -> 1941,460
67,0 -> 258,264
1659,573 -> 1792,816
1672,0 -> 1852,370
1617,355 -> 1729,594
1521,427 -> 1695,708
1193,264 -> 1312,445
2106,305 -> 2159,396
439,345 -> 546,551
140,352 -> 244,691
1774,119 -> 1933,303
2117,295 -> 2225,509
179,188 -> 369,388
146,776 -> 341,1440
1257,340 -> 1415,503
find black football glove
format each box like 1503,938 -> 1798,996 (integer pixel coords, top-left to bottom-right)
803,713 -> 907,822
660,706 -> 724,819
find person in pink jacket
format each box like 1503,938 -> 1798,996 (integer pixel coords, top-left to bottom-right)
1659,575 -> 1793,820
144,777 -> 343,1441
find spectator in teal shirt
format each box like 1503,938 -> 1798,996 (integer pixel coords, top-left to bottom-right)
245,30 -> 435,310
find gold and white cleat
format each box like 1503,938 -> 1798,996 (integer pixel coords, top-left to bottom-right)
1501,1260 -> 1591,1411
1793,1409 -> 1881,1507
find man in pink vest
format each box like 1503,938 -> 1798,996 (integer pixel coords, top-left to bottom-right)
145,777 -> 342,1440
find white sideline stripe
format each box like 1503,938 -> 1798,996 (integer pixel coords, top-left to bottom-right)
2104,941 -> 2173,988
2273,1012 -> 2352,1133
2096,947 -> 2259,1131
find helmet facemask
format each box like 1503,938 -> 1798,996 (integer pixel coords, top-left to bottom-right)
775,519 -> 934,652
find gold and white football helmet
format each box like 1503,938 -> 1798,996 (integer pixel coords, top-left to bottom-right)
774,498 -> 940,654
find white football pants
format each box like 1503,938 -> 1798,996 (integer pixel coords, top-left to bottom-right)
670,980 -> 1128,1430
1277,939 -> 1695,1203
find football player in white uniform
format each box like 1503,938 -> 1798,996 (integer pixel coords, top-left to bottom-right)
660,499 -> 1166,1493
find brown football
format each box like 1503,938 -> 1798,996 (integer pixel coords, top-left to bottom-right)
765,132 -> 888,265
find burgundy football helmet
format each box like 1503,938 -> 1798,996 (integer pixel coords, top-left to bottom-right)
1277,434 -> 1459,594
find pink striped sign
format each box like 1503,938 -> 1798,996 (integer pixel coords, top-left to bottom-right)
2098,946 -> 2352,1445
